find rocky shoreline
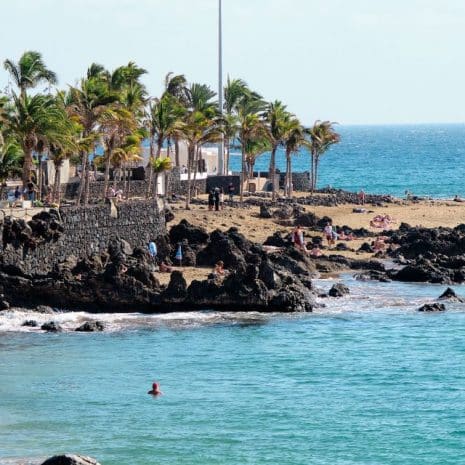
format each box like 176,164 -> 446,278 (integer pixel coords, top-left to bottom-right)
1,199 -> 465,320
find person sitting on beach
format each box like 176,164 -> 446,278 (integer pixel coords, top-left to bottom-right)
148,382 -> 163,396
292,225 -> 308,252
310,245 -> 323,257
159,261 -> 172,273
372,237 -> 386,252
454,195 -> 464,202
213,260 -> 228,277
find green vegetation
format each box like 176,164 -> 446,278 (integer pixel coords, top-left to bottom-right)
0,50 -> 340,206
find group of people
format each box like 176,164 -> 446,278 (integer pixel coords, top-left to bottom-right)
107,186 -> 124,202
292,221 -> 359,256
6,180 -> 37,206
207,183 -> 235,211
370,214 -> 396,230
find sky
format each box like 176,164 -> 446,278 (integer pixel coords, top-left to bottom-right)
1,0 -> 465,125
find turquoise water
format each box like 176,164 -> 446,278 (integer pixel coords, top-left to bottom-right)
2,277 -> 465,465
229,124 -> 465,198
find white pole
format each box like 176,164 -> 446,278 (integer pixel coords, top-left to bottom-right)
218,0 -> 224,175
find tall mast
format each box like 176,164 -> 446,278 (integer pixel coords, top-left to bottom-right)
218,0 -> 224,175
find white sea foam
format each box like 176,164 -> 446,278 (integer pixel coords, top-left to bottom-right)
0,308 -> 274,333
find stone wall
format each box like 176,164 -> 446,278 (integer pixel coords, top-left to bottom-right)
278,172 -> 311,191
62,180 -> 149,200
0,200 -> 166,275
167,167 -> 207,196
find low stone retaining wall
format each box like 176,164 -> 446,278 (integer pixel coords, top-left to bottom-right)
0,200 -> 166,275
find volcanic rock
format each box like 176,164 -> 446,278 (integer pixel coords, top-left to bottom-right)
41,321 -> 62,332
438,287 -> 465,302
75,321 -> 105,332
41,455 -> 101,465
328,283 -> 350,297
417,303 -> 446,312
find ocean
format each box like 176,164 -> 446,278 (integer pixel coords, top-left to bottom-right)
229,124 -> 465,198
2,276 -> 465,465
3,124 -> 465,464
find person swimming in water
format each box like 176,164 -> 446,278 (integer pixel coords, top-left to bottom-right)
147,382 -> 163,396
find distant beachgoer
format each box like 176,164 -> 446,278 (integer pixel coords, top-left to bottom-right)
148,382 -> 163,396
454,195 -> 464,203
358,189 -> 366,205
107,187 -> 116,198
208,191 -> 214,211
115,189 -> 124,201
26,179 -> 35,201
292,225 -> 306,251
148,241 -> 157,261
159,261 -> 173,273
323,222 -> 335,248
373,237 -> 386,252
213,260 -> 228,277
228,183 -> 235,204
14,186 -> 21,202
214,188 -> 220,211
219,188 -> 225,210
310,245 -> 322,257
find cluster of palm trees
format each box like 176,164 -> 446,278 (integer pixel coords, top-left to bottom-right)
0,50 -> 340,208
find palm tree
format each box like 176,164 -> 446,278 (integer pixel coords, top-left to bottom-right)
223,78 -> 264,174
174,111 -> 222,209
282,117 -> 305,198
307,121 -> 340,192
145,94 -> 185,197
66,72 -> 117,205
235,95 -> 267,203
7,93 -> 70,186
264,100 -> 289,201
244,136 -> 271,182
150,157 -> 172,200
4,51 -> 57,100
163,73 -> 189,167
99,106 -> 138,199
0,139 -> 23,198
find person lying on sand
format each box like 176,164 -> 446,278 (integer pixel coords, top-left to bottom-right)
262,245 -> 284,254
159,261 -> 172,273
213,261 -> 229,277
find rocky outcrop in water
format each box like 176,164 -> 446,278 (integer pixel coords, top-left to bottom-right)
41,455 -> 101,465
417,303 -> 446,312
388,225 -> 465,284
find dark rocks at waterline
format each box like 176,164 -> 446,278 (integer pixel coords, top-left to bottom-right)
75,321 -> 105,332
328,283 -> 350,297
41,454 -> 101,465
22,319 -> 38,327
417,303 -> 446,312
438,287 -> 465,302
354,270 -> 391,282
41,321 -> 63,332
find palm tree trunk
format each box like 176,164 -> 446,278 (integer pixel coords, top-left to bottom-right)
240,145 -> 246,204
103,150 -> 112,199
314,154 -> 320,192
224,136 -> 230,174
22,147 -> 33,188
185,144 -> 195,209
53,164 -> 61,203
37,153 -> 43,202
153,172 -> 159,200
147,136 -> 155,198
175,138 -> 180,167
76,150 -> 87,206
270,146 -> 277,201
310,150 -> 316,194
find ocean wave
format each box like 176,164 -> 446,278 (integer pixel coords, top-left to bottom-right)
0,308 -> 277,333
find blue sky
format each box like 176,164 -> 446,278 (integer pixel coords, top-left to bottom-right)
1,0 -> 465,124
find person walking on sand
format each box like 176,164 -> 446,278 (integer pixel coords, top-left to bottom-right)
219,187 -> 225,210
228,182 -> 235,205
292,225 -> 308,253
324,222 -> 335,249
208,190 -> 214,211
214,187 -> 220,211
